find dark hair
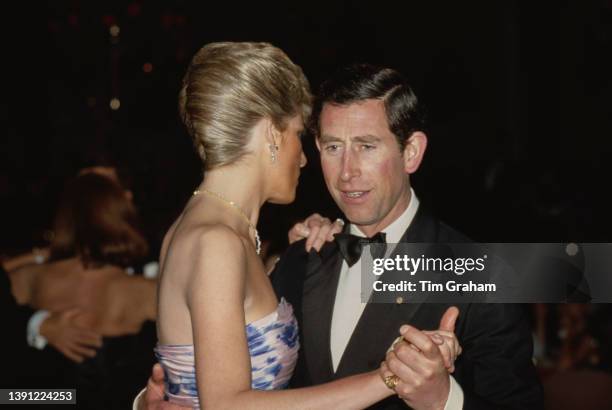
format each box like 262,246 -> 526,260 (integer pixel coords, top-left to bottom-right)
50,173 -> 148,268
310,64 -> 425,149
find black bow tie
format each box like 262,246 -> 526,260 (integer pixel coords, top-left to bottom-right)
335,232 -> 387,267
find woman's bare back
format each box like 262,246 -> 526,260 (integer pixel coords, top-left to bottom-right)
10,258 -> 156,336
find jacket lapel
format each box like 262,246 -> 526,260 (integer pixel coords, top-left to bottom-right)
301,242 -> 344,383
334,206 -> 440,377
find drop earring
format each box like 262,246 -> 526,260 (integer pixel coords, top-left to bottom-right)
269,143 -> 279,163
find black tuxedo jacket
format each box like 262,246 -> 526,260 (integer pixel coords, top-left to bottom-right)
271,207 -> 543,409
1,265 -> 38,386
1,265 -> 76,389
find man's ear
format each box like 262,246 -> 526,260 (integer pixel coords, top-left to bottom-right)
402,131 -> 427,174
315,136 -> 322,152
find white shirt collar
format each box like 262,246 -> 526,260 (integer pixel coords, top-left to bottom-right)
350,188 -> 420,243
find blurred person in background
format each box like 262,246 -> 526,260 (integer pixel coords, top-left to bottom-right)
533,303 -> 612,410
1,261 -> 102,388
8,171 -> 157,408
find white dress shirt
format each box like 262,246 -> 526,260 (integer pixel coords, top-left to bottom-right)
329,189 -> 464,409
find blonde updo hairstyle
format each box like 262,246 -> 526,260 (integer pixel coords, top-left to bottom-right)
178,42 -> 312,170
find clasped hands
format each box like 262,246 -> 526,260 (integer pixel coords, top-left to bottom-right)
380,307 -> 461,410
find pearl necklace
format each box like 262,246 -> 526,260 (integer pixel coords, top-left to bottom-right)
193,189 -> 261,255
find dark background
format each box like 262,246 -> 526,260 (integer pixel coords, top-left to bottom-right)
1,2 -> 612,407
2,0 -> 611,256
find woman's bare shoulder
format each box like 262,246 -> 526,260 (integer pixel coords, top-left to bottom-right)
7,263 -> 40,304
181,224 -> 250,294
170,222 -> 248,259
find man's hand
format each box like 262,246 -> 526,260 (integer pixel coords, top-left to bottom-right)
383,307 -> 460,410
287,213 -> 344,252
137,364 -> 190,410
39,309 -> 102,363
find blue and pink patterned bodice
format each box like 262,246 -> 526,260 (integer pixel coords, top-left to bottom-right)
155,298 -> 299,408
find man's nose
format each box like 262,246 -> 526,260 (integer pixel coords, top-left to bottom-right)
340,150 -> 359,181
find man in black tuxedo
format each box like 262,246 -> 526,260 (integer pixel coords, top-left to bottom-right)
271,64 -> 543,409
1,262 -> 102,387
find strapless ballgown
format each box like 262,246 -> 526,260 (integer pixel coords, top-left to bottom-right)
155,298 -> 299,408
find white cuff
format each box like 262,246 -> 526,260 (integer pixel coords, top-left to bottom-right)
27,310 -> 51,350
132,387 -> 146,410
143,261 -> 159,279
443,375 -> 464,410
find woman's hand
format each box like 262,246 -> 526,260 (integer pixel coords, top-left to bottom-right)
287,213 -> 344,252
387,306 -> 461,373
388,329 -> 461,374
423,330 -> 462,373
